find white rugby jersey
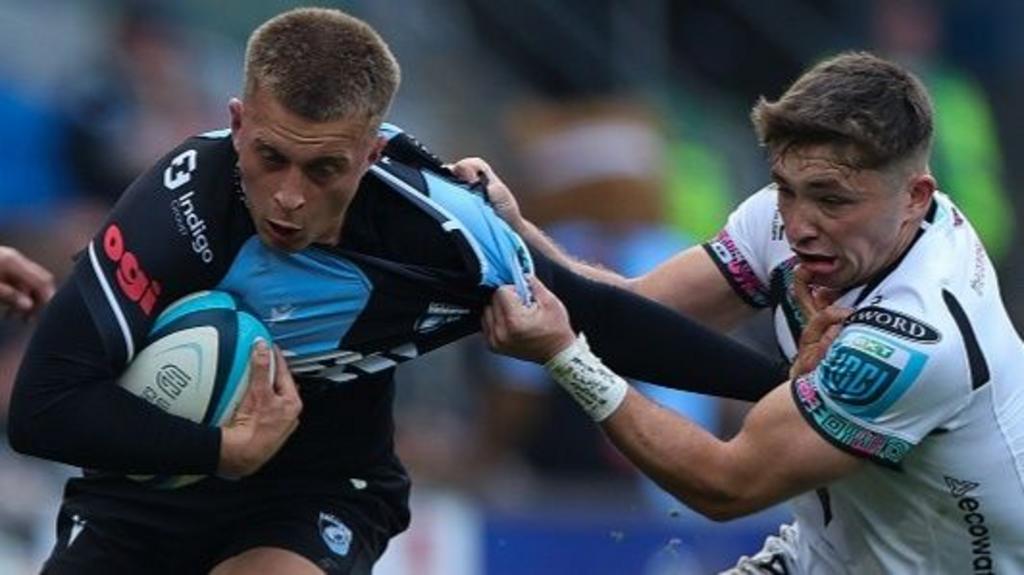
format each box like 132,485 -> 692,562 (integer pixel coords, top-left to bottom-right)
704,187 -> 1024,574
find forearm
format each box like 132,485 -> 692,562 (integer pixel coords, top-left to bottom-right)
8,281 -> 221,475
602,389 -> 761,521
536,252 -> 788,401
518,219 -> 630,288
543,338 -> 763,520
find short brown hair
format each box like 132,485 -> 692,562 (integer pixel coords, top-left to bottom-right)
751,52 -> 933,169
244,7 -> 401,124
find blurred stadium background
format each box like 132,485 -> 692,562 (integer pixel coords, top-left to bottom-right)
1,0 -> 1022,573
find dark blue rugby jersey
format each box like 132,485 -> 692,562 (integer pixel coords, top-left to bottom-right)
71,124 -> 530,486
79,124 -> 531,371
12,122 -> 792,527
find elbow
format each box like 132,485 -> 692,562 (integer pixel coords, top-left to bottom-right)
671,477 -> 762,523
697,501 -> 753,523
6,408 -> 36,456
6,384 -> 48,457
687,492 -> 751,523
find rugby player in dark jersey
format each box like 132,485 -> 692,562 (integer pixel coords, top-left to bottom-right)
9,8 -> 796,575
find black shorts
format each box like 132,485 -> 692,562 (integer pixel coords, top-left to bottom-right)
41,474 -> 409,575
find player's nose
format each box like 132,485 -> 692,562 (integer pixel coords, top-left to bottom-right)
783,202 -> 820,245
273,168 -> 307,212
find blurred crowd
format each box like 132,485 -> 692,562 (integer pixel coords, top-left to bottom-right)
2,0 -> 1023,572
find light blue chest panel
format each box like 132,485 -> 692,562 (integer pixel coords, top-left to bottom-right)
216,237 -> 372,359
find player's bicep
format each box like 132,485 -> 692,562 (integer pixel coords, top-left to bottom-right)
725,381 -> 863,510
631,246 -> 758,330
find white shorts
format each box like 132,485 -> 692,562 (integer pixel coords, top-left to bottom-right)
719,523 -> 799,575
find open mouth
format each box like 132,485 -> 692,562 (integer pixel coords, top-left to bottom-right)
266,219 -> 302,243
794,251 -> 838,275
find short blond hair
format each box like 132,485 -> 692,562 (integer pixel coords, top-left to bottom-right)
243,7 -> 401,124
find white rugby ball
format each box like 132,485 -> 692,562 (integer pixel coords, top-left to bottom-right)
117,290 -> 273,487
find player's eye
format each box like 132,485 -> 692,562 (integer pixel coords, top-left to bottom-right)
309,164 -> 338,182
819,195 -> 852,206
257,146 -> 287,166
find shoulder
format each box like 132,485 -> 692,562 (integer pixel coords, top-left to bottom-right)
361,123 -> 502,239
145,129 -> 239,204
716,184 -> 787,249
816,288 -> 970,423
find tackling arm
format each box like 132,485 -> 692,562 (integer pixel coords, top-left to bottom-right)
604,379 -> 861,520
532,252 -> 789,402
483,276 -> 861,520
450,157 -> 759,330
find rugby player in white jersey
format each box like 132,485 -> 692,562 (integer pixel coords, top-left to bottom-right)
457,52 -> 1024,574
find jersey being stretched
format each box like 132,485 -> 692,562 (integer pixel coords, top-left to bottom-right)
83,124 -> 531,375
11,123 -> 796,542
66,124 -> 531,505
706,187 -> 1024,574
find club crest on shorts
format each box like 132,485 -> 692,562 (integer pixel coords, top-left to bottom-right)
318,512 -> 353,556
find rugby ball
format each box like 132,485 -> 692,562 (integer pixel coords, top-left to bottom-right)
117,290 -> 273,487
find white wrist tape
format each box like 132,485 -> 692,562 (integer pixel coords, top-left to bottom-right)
544,334 -> 628,422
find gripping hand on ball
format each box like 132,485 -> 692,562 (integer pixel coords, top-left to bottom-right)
218,341 -> 302,478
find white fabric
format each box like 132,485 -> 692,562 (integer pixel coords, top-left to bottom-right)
711,188 -> 1024,574
545,334 -> 629,422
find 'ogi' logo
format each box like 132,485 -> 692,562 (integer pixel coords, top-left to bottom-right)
103,224 -> 162,316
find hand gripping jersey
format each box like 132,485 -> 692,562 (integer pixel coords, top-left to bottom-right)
705,187 -> 1024,574
72,124 -> 531,511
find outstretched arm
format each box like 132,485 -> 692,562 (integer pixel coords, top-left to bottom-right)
483,276 -> 858,519
604,378 -> 861,520
450,157 -> 758,331
530,251 -> 790,401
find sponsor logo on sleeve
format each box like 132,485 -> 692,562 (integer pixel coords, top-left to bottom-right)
705,230 -> 770,308
815,328 -> 928,420
164,149 -> 214,264
102,224 -> 162,316
846,306 -> 941,343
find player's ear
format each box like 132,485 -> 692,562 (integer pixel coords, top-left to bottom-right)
907,172 -> 936,217
366,135 -> 387,165
229,98 -> 244,149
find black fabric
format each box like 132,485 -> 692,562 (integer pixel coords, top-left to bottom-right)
532,251 -> 790,402
942,289 -> 990,390
8,280 -> 221,474
43,476 -> 398,575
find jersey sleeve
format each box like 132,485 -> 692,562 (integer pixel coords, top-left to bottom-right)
419,171 -> 534,296
8,280 -> 221,474
365,159 -> 534,303
791,304 -> 969,468
702,185 -> 778,308
7,133 -> 239,474
532,250 -> 790,402
73,134 -> 239,367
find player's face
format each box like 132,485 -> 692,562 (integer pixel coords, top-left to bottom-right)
229,87 -> 385,251
772,144 -> 934,290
